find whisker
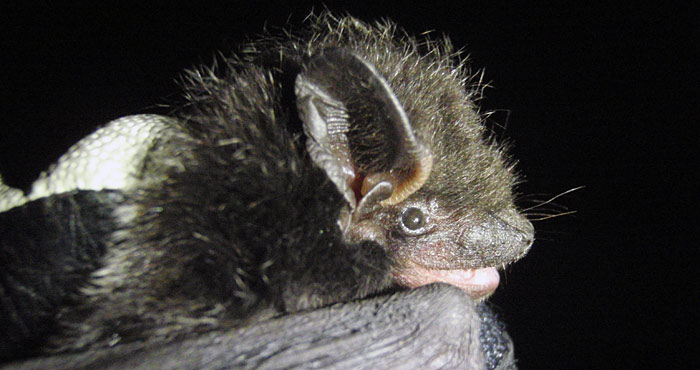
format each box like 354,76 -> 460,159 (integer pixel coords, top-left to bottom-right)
525,210 -> 577,221
521,186 -> 584,212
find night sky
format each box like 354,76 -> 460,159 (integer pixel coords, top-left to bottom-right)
1,3 -> 696,369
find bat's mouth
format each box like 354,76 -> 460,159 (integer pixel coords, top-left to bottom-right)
393,264 -> 500,300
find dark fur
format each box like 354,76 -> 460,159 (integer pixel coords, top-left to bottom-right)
32,13 -> 529,353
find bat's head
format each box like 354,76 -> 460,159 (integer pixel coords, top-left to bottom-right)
292,16 -> 533,299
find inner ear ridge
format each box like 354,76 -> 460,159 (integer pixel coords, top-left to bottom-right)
383,150 -> 433,206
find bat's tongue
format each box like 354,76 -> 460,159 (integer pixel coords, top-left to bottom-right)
395,265 -> 500,300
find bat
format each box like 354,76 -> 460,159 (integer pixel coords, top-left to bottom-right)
0,13 -> 532,369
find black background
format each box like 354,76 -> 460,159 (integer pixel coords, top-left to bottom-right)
1,2 -> 696,369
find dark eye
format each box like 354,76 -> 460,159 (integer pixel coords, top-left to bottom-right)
401,207 -> 425,231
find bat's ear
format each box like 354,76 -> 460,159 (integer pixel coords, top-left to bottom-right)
295,48 -> 432,209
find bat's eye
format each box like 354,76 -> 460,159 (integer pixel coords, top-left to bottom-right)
401,207 -> 426,231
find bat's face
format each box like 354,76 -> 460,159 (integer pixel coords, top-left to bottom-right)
294,28 -> 534,299
348,191 -> 533,299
